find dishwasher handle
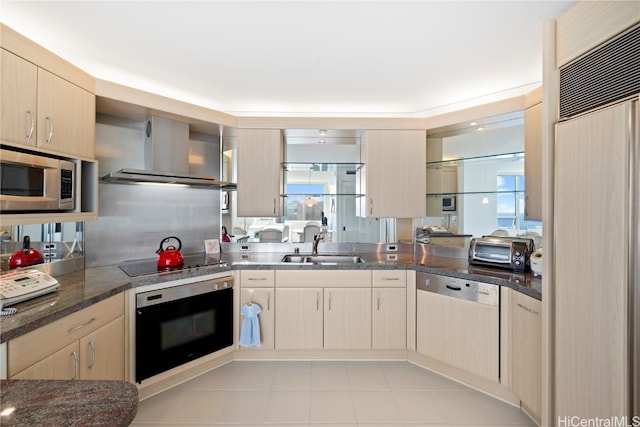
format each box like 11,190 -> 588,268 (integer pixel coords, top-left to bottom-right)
445,284 -> 462,291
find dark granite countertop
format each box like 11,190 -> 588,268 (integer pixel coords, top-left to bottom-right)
0,379 -> 138,426
1,250 -> 540,343
224,251 -> 541,300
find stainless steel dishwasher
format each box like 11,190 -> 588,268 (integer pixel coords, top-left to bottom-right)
416,271 -> 500,382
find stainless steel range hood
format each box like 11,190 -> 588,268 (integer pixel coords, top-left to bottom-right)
101,116 -> 221,187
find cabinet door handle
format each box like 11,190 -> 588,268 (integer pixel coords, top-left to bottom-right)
45,116 -> 53,144
68,317 -> 96,333
377,292 -> 381,310
71,351 -> 79,380
267,291 -> 271,311
88,341 -> 96,370
25,110 -> 34,140
273,198 -> 277,215
369,198 -> 373,215
328,292 -> 332,311
516,302 -> 539,316
316,292 -> 320,311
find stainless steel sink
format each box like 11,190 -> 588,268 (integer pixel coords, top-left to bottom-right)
281,254 -> 365,264
280,255 -> 311,263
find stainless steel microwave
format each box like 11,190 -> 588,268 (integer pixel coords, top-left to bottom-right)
442,195 -> 456,211
0,148 -> 75,212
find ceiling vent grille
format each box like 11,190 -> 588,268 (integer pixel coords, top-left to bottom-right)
559,24 -> 640,119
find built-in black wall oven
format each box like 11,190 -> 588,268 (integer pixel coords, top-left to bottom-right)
135,276 -> 233,383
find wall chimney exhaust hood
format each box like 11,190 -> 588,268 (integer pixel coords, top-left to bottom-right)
101,116 -> 222,187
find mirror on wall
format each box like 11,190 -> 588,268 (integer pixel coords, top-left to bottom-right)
0,222 -> 84,271
222,129 -> 386,244
417,112 -> 543,248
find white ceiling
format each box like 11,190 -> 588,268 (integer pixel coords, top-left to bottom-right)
1,1 -> 574,119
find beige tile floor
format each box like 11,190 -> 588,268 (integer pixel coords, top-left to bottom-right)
131,360 -> 537,426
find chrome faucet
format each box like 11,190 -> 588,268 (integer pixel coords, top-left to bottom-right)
312,232 -> 324,255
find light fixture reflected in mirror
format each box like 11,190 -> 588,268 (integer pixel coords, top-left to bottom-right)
304,168 -> 318,206
482,195 -> 489,204
319,129 -> 327,136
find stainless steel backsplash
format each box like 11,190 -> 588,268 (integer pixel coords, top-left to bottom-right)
86,115 -> 221,267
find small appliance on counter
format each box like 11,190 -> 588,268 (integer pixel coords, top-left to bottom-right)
530,247 -> 542,277
468,235 -> 535,273
0,269 -> 60,308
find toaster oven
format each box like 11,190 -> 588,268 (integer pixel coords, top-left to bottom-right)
468,236 -> 534,272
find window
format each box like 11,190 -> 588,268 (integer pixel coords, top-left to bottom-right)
285,183 -> 325,221
496,175 -> 542,230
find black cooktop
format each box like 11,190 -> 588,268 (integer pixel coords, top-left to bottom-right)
119,253 -> 226,278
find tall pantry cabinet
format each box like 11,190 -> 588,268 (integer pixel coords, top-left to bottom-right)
554,102 -> 632,419
551,3 -> 640,423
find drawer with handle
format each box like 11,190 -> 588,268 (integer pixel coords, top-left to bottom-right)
8,293 -> 124,377
240,270 -> 275,287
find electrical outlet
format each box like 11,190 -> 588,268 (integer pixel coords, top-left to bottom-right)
386,244 -> 397,252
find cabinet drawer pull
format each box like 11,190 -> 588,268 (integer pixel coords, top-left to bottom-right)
26,110 -> 34,140
247,277 -> 267,281
516,302 -> 539,315
381,277 -> 400,281
45,116 -> 53,143
68,317 -> 96,333
71,351 -> 79,380
88,341 -> 96,370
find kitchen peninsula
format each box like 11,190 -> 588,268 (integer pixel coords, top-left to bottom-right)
0,379 -> 138,426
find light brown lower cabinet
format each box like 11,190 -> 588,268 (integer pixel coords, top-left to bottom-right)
11,341 -> 80,380
275,288 -> 324,350
79,316 -> 125,380
323,287 -> 371,350
11,316 -> 124,380
8,294 -> 125,380
416,290 -> 499,382
510,290 -> 541,420
372,288 -> 406,350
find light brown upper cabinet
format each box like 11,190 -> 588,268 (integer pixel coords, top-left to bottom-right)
37,68 -> 95,159
1,49 -> 38,147
359,130 -> 426,218
236,129 -> 283,217
1,49 -> 95,159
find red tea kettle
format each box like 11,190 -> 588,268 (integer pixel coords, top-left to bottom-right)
9,236 -> 44,269
156,236 -> 184,269
221,226 -> 231,243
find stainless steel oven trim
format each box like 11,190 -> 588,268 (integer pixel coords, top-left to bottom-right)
136,277 -> 233,308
